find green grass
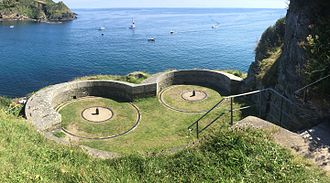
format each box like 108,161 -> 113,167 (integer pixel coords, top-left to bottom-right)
53,131 -> 65,138
0,108 -> 328,182
161,85 -> 222,113
60,98 -> 138,138
80,97 -> 199,155
0,97 -> 23,116
74,72 -> 149,84
58,85 -> 243,155
222,70 -> 248,79
256,47 -> 282,86
249,17 -> 285,88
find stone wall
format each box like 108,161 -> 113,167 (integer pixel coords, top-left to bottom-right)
25,80 -> 157,131
156,70 -> 243,95
25,70 -> 242,132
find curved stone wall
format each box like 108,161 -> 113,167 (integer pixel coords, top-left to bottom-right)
25,69 -> 242,132
156,70 -> 243,95
25,80 -> 157,131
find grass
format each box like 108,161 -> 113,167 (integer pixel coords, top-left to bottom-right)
222,70 -> 248,79
53,131 -> 66,138
80,97 -> 199,155
74,72 -> 149,84
58,85 -> 244,155
256,47 -> 282,86
0,96 -> 23,116
161,85 -> 222,113
0,108 -> 329,182
59,98 -> 137,138
248,17 -> 285,88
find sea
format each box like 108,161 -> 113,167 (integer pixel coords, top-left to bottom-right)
0,8 -> 286,97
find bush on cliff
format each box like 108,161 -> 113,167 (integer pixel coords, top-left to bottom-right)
246,17 -> 285,88
303,17 -> 330,97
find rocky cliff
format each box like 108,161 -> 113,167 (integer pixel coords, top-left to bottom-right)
277,0 -> 330,96
0,0 -> 76,22
245,0 -> 330,129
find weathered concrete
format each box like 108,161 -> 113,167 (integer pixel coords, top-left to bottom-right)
25,80 -> 156,132
25,69 -> 242,132
156,70 -> 243,95
237,116 -> 330,172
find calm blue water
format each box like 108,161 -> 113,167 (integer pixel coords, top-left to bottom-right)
0,8 -> 285,97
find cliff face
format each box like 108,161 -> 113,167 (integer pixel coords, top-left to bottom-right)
244,18 -> 285,91
0,0 -> 76,22
277,0 -> 330,95
245,0 -> 330,128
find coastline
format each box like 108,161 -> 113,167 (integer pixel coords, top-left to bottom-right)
0,16 -> 77,23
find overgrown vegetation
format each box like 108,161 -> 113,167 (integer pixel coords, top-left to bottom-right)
223,70 -> 247,79
0,96 -> 23,116
251,17 -> 285,87
256,47 -> 282,86
75,72 -> 150,84
255,17 -> 285,62
303,18 -> 330,97
0,104 -> 328,182
0,0 -> 75,21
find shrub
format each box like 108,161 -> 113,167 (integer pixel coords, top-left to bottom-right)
303,18 -> 330,97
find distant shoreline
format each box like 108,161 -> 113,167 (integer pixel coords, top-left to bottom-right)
71,7 -> 285,10
0,18 -> 61,23
0,16 -> 78,24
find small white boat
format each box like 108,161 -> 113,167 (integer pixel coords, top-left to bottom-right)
9,25 -> 14,29
147,37 -> 155,42
129,18 -> 136,30
170,30 -> 175,34
98,26 -> 106,31
212,23 -> 220,29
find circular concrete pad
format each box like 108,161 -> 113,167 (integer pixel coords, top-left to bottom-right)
159,85 -> 222,113
181,90 -> 207,102
82,107 -> 113,123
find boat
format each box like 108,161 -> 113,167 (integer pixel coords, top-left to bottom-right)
98,26 -> 106,31
147,37 -> 155,42
9,25 -> 14,29
170,30 -> 175,34
211,23 -> 220,29
129,18 -> 136,29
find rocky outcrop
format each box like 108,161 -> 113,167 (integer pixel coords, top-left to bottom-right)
244,18 -> 285,90
276,0 -> 328,95
245,0 -> 330,129
0,0 -> 76,22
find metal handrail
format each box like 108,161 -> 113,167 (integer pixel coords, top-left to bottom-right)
187,98 -> 226,130
187,88 -> 305,138
267,88 -> 293,104
294,75 -> 330,96
199,112 -> 226,133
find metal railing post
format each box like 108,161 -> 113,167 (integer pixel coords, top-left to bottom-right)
230,98 -> 233,126
279,97 -> 284,126
258,92 -> 262,117
196,121 -> 199,139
